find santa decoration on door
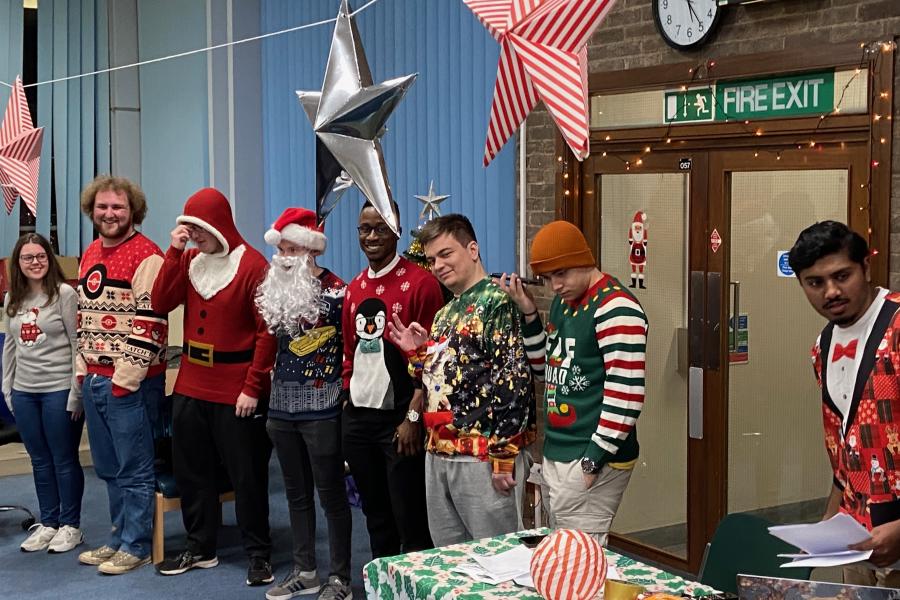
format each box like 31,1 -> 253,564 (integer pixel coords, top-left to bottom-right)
628,211 -> 648,289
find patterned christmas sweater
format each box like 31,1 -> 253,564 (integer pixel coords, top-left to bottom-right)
341,255 -> 444,414
524,274 -> 648,468
270,269 -> 346,421
413,277 -> 533,474
76,233 -> 168,394
813,293 -> 900,530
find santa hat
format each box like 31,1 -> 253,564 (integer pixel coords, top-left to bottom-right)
264,207 -> 326,252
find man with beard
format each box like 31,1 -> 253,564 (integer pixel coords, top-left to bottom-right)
342,200 -> 444,558
789,221 -> 900,587
255,208 -> 352,600
75,176 -> 168,574
152,188 -> 276,588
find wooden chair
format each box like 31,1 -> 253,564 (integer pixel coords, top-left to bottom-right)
152,471 -> 234,564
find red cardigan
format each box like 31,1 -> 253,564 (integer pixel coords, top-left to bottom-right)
152,245 -> 275,405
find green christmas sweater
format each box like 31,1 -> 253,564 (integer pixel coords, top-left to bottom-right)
523,274 -> 648,467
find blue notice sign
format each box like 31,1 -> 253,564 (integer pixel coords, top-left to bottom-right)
777,251 -> 794,278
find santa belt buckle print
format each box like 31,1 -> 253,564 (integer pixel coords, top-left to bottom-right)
184,341 -> 254,367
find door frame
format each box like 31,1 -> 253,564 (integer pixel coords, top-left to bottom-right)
556,41 -> 892,574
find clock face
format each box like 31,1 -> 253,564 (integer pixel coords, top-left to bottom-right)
653,0 -> 721,49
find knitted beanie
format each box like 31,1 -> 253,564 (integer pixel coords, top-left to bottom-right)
529,220 -> 595,274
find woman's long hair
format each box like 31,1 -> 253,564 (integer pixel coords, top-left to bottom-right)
6,233 -> 67,318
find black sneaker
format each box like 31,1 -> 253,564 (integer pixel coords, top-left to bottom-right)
247,557 -> 275,586
156,550 -> 219,576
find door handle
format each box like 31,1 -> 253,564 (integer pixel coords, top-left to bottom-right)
706,272 -> 721,371
729,281 -> 741,353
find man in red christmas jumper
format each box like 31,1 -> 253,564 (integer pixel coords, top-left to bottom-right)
152,188 -> 277,587
789,220 -> 900,587
342,200 -> 444,558
76,175 -> 168,575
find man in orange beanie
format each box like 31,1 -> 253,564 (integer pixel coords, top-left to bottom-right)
497,220 -> 648,545
151,188 -> 276,586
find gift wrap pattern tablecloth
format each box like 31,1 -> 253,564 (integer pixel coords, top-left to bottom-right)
364,530 -> 718,600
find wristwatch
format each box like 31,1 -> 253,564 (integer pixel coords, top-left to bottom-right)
406,409 -> 420,423
581,457 -> 601,474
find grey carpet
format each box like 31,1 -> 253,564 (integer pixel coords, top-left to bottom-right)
0,461 -> 372,599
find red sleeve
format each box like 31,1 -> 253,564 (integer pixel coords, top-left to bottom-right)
341,281 -> 356,390
150,246 -> 190,315
411,272 -> 444,332
242,260 -> 276,399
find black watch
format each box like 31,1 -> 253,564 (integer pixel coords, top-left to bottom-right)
581,457 -> 601,474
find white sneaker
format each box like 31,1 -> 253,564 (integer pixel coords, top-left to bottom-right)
20,524 -> 58,552
48,525 -> 84,553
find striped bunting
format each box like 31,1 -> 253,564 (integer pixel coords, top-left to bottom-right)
464,0 -> 617,166
531,528 -> 607,600
0,76 -> 43,216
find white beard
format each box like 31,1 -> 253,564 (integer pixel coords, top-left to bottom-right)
255,255 -> 322,336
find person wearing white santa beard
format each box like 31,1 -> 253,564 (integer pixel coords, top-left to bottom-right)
255,207 -> 353,600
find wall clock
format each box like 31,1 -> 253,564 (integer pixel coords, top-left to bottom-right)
653,0 -> 722,50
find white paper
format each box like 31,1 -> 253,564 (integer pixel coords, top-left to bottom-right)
471,545 -> 534,581
768,513 -> 873,568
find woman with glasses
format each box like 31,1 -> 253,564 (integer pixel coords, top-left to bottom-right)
2,233 -> 84,553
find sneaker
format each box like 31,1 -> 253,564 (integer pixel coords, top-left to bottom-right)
317,575 -> 352,600
157,550 -> 219,576
20,524 -> 58,552
47,525 -> 84,553
98,550 -> 151,575
78,544 -> 118,565
266,566 -> 320,599
247,556 -> 275,586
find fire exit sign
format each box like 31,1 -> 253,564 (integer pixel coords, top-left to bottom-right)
664,70 -> 836,123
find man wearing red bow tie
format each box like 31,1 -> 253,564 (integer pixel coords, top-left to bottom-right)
789,221 -> 900,587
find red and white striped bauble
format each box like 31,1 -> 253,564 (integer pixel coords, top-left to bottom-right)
530,529 -> 607,600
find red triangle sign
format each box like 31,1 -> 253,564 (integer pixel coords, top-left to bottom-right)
710,229 -> 722,253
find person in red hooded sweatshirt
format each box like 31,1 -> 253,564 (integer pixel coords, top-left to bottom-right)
151,188 -> 277,587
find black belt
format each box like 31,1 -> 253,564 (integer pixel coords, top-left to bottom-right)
183,341 -> 253,367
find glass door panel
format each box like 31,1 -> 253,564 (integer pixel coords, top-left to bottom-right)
726,170 -> 847,522
598,173 -> 690,558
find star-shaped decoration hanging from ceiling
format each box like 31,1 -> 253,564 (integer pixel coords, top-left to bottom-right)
296,0 -> 416,235
414,180 -> 450,223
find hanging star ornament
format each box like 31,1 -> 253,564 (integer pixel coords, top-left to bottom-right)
465,0 -> 616,166
414,180 -> 449,223
296,0 -> 416,235
0,76 -> 43,216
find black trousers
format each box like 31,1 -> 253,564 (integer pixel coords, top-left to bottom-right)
342,404 -> 432,558
267,416 -> 351,581
172,394 -> 272,559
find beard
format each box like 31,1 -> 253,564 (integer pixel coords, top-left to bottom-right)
255,255 -> 322,336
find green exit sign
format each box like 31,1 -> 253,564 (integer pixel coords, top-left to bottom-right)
664,70 -> 835,124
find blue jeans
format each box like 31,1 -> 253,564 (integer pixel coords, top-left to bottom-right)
11,388 -> 85,527
82,373 -> 163,558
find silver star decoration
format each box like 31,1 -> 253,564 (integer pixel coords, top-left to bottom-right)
414,180 -> 450,222
295,0 -> 416,235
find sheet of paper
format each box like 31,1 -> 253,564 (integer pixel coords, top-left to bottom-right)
471,545 -> 534,581
780,550 -> 872,568
768,513 -> 871,554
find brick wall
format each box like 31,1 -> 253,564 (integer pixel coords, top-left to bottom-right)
522,0 -> 900,304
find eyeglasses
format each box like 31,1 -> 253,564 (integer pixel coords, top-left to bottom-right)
20,253 -> 48,264
357,224 -> 394,237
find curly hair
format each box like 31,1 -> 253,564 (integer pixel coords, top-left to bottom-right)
80,175 -> 148,224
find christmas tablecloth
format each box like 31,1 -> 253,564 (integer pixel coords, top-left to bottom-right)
363,530 -> 718,600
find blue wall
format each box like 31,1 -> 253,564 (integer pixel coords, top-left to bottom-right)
137,0 -> 209,250
261,0 -> 517,280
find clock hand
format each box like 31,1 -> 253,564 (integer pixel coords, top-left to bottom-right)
686,0 -> 699,23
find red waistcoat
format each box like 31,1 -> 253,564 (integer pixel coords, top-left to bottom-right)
812,293 -> 900,530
